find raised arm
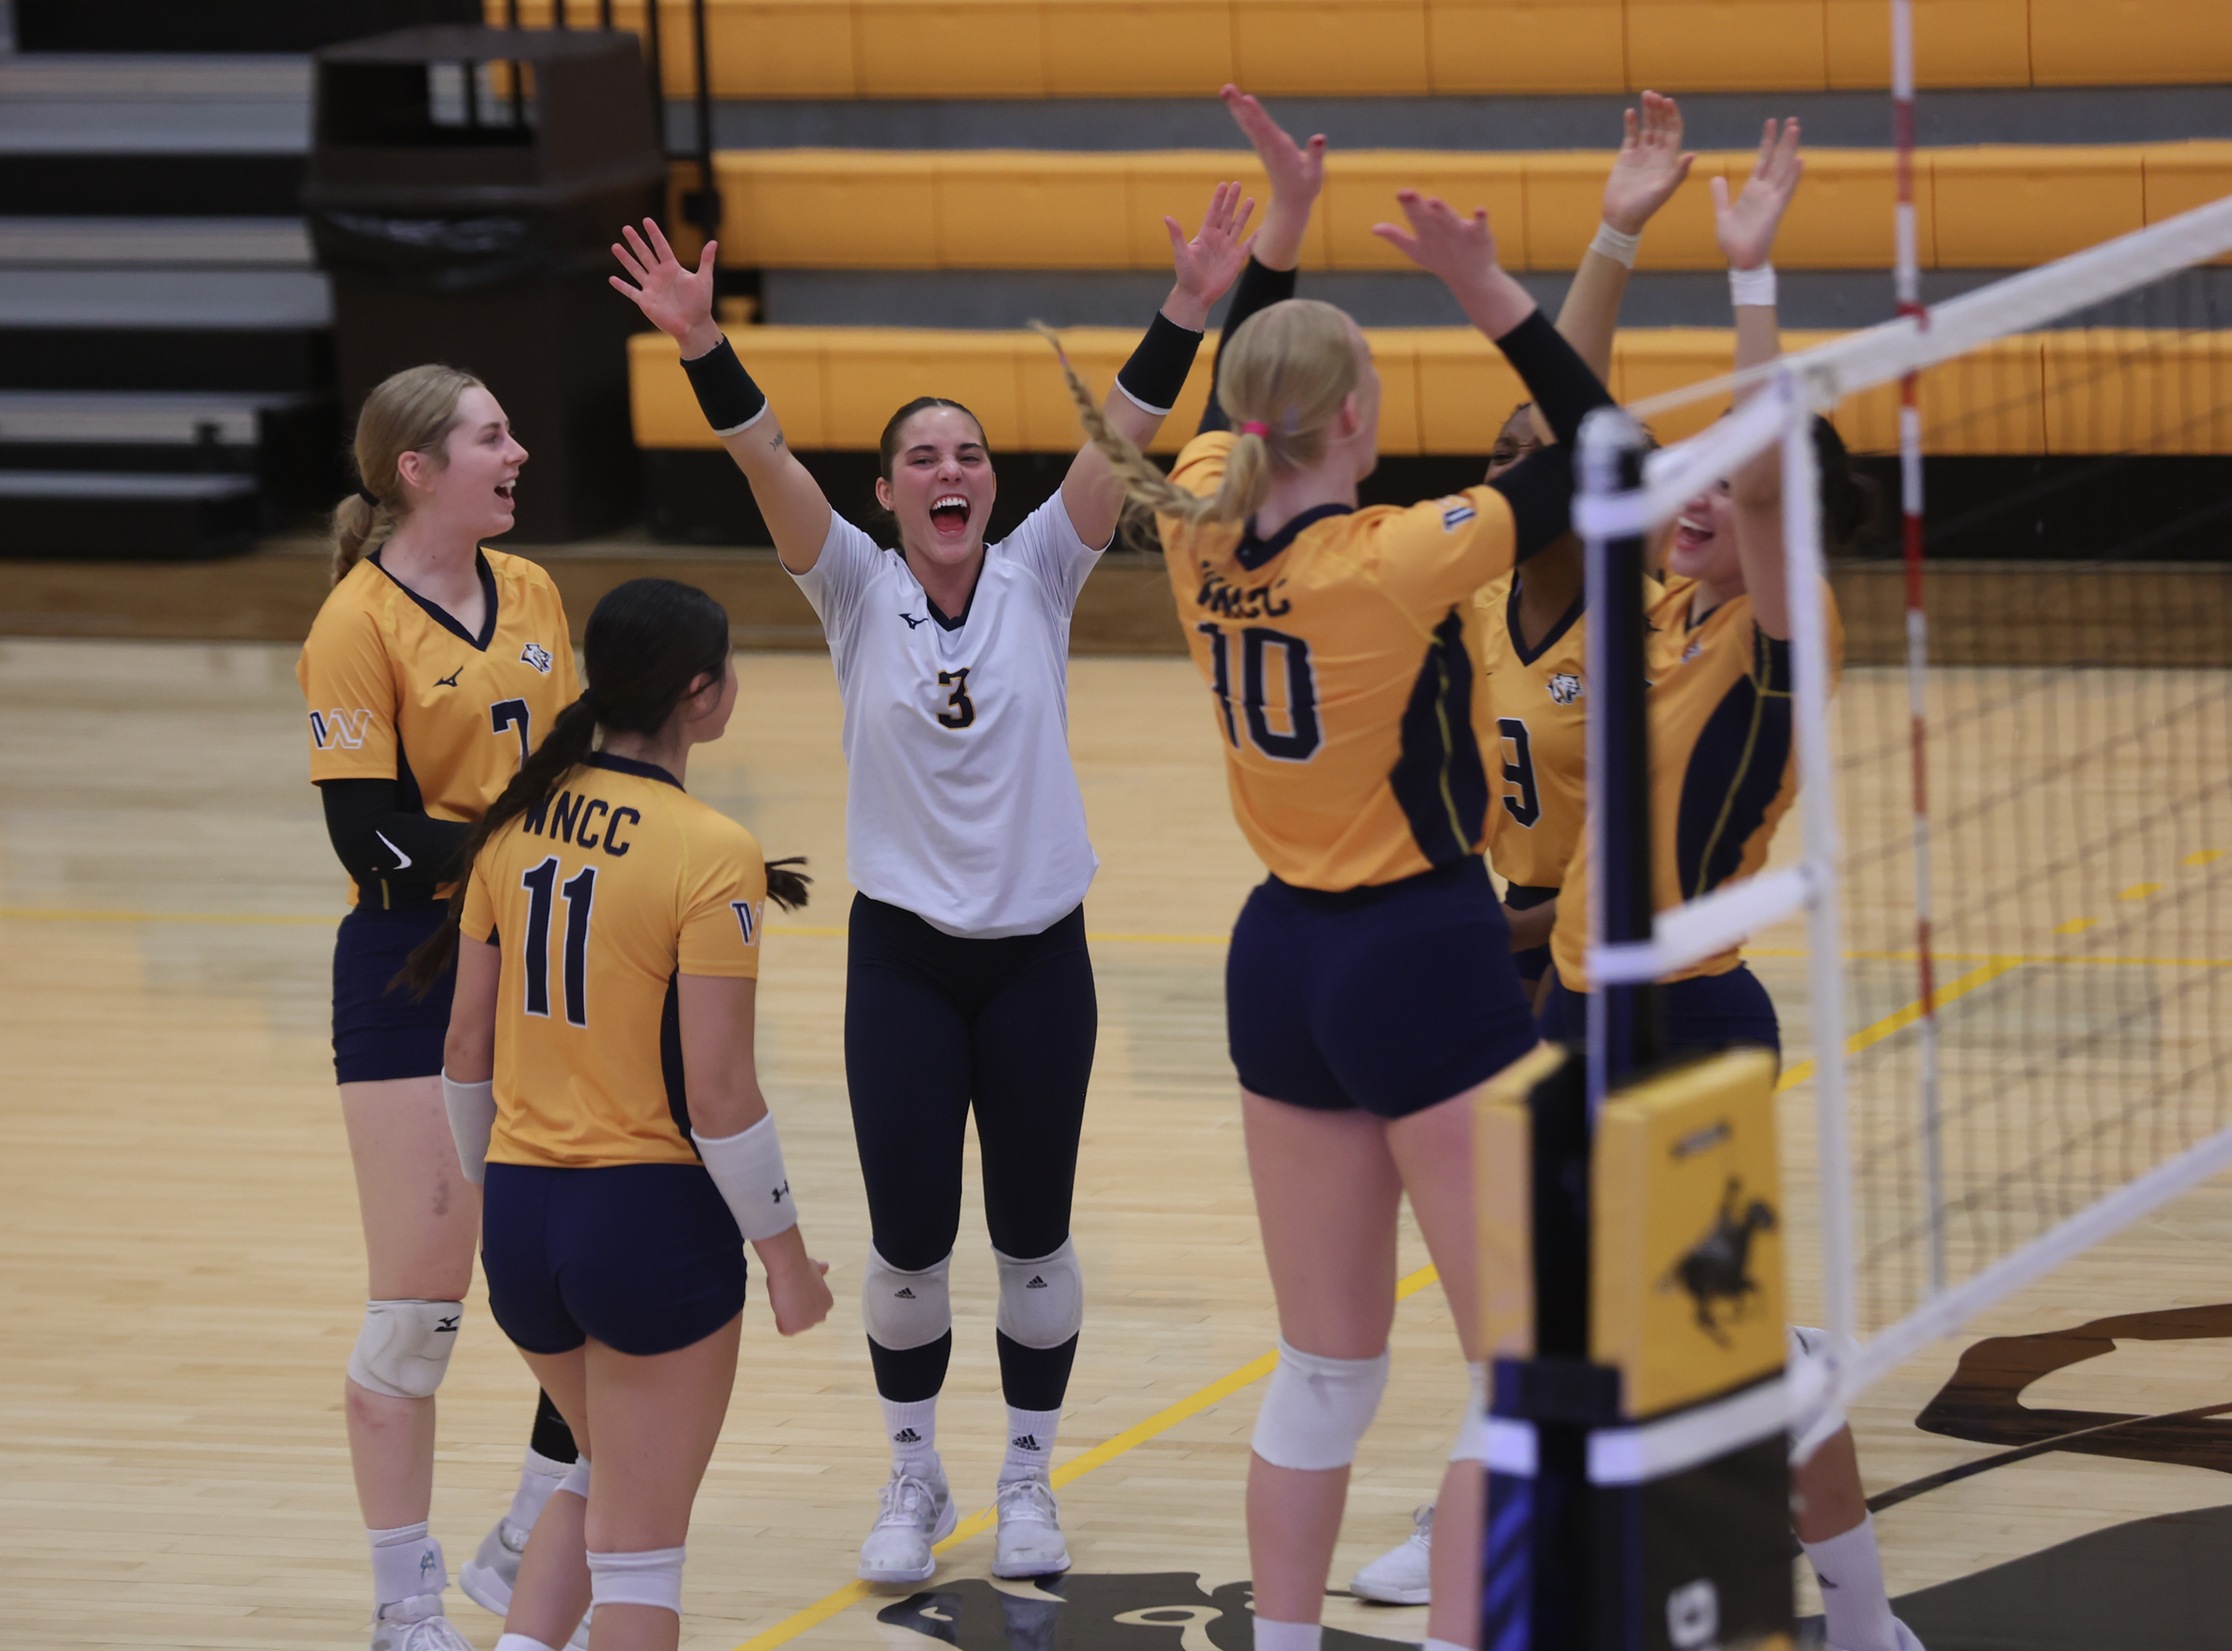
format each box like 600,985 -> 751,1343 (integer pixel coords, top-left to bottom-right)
1197,86 -> 1326,435
1060,180 -> 1257,546
1714,117 -> 1804,639
1558,90 -> 1693,385
609,219 -> 834,574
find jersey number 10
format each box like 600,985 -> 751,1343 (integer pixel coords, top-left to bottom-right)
520,857 -> 596,1027
1195,623 -> 1321,761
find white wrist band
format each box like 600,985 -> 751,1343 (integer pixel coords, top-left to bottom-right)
441,1071 -> 495,1186
1589,222 -> 1641,268
1730,263 -> 1778,308
697,1114 -> 798,1242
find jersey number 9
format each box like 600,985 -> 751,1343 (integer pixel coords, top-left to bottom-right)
1195,623 -> 1321,762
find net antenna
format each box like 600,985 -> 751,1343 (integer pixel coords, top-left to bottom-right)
1585,188 -> 2232,1460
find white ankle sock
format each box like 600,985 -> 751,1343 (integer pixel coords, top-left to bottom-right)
880,1395 -> 940,1476
1253,1619 -> 1322,1651
368,1521 -> 444,1608
504,1447 -> 574,1538
494,1636 -> 560,1651
1424,1640 -> 1472,1651
1000,1404 -> 1062,1483
1804,1513 -> 1900,1651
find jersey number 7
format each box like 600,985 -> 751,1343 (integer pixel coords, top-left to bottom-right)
520,857 -> 596,1027
1195,622 -> 1321,762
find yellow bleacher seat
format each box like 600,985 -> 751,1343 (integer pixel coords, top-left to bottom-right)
852,0 -> 1050,96
2144,142 -> 2232,266
934,153 -> 1134,268
2028,0 -> 2232,87
1622,0 -> 1830,92
2042,330 -> 2232,456
630,327 -> 834,447
1125,152 -> 1335,269
715,150 -> 941,267
1230,0 -> 1431,95
1367,331 -> 1425,454
1768,148 -> 1937,269
1612,330 -> 1732,441
818,328 -> 1034,447
1411,330 -> 1532,454
1931,146 -> 2146,268
1321,154 -> 1530,272
1921,336 -> 2047,454
1822,0 -> 2030,89
1424,0 -> 1627,94
1041,0 -> 1237,95
1523,151 -> 1728,271
1014,326 -> 1215,454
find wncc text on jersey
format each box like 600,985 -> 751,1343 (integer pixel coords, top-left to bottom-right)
522,785 -> 642,857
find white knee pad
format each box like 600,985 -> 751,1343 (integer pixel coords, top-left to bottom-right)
1450,1359 -> 1490,1465
347,1299 -> 461,1399
862,1247 -> 952,1351
558,1456 -> 591,1500
587,1545 -> 685,1615
993,1238 -> 1084,1349
1250,1337 -> 1391,1471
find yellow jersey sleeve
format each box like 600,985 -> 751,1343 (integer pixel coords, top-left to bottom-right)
461,856 -> 496,945
676,819 -> 768,981
1371,486 -> 1519,618
1170,430 -> 1232,501
297,591 -> 399,782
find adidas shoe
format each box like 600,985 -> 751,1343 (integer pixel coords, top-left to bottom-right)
458,1518 -> 528,1617
1349,1504 -> 1433,1605
858,1461 -> 957,1586
992,1477 -> 1072,1579
369,1596 -> 474,1651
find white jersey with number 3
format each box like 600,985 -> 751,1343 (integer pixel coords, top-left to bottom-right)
793,492 -> 1105,939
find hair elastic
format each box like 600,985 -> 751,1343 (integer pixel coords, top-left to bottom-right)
356,485 -> 381,508
1240,420 -> 1271,438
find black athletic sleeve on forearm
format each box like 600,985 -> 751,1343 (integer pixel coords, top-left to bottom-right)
1199,257 -> 1300,436
1491,309 -> 1614,448
1487,444 -> 1580,563
318,778 -> 472,890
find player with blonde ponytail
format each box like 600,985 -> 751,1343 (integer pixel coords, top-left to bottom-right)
298,365 -> 593,1651
1041,94 -> 1618,1651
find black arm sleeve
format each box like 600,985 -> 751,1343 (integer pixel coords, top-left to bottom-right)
1490,309 -> 1614,449
318,778 -> 472,892
1198,256 -> 1299,436
1487,444 -> 1579,563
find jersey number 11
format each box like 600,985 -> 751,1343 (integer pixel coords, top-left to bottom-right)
520,857 -> 596,1027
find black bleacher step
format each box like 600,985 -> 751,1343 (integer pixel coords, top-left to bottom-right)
0,390 -> 339,507
0,471 -> 262,560
0,155 -> 307,218
0,267 -> 333,392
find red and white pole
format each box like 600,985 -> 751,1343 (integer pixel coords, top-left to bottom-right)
1892,0 -> 1947,1295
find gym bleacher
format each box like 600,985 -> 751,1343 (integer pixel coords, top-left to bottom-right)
1,0 -> 2227,656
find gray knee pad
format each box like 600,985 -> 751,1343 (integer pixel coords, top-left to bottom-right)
1251,1337 -> 1391,1471
862,1247 -> 953,1351
347,1299 -> 461,1399
993,1239 -> 1083,1349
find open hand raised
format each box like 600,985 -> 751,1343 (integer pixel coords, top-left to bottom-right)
1221,84 -> 1326,208
1372,189 -> 1501,288
609,218 -> 720,354
1165,179 -> 1259,323
1712,117 -> 1804,272
1602,90 -> 1694,237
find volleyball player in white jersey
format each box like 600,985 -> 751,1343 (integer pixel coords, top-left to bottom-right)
609,187 -> 1259,1582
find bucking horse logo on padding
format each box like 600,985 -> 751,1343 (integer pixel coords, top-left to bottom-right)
1662,1176 -> 1777,1345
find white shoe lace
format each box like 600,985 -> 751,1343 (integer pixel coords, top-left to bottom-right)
996,1477 -> 1060,1529
872,1470 -> 943,1531
1409,1503 -> 1435,1548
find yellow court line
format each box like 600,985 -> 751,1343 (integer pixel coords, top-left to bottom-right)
1773,956 -> 2024,1094
731,1262 -> 1443,1651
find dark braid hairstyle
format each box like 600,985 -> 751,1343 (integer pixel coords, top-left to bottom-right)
401,577 -> 808,995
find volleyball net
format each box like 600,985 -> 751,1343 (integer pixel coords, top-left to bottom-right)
1578,190 -> 2232,1453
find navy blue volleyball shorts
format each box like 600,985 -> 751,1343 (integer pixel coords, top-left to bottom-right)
1538,962 -> 1782,1059
1226,856 -> 1541,1120
481,1162 -> 748,1357
1504,881 -> 1558,986
332,899 -> 452,1084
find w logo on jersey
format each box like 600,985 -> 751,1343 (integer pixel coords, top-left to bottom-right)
308,707 -> 374,750
519,641 -> 554,674
1548,671 -> 1583,705
731,899 -> 763,945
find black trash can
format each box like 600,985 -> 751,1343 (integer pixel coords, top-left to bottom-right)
306,25 -> 664,542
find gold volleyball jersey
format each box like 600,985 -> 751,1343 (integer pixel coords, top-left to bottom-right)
1160,431 -> 1519,890
1551,578 -> 1844,990
1475,571 -> 1590,893
463,754 -> 770,1170
297,548 -> 577,901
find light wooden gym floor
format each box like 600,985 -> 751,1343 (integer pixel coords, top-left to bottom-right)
4,638 -> 2230,1651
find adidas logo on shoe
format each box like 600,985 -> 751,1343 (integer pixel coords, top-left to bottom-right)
1027,1276 -> 1047,1288
893,1427 -> 923,1444
1011,1434 -> 1042,1452
895,1287 -> 916,1299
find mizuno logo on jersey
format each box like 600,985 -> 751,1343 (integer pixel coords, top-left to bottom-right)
731,899 -> 762,945
308,707 -> 375,750
1548,671 -> 1583,705
1439,498 -> 1478,530
433,666 -> 462,688
519,641 -> 554,674
899,612 -> 930,629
